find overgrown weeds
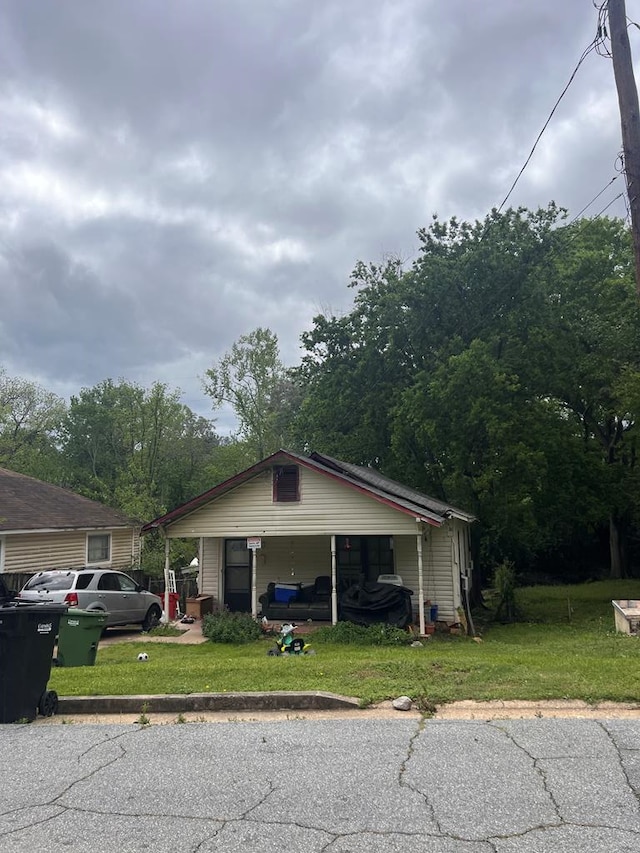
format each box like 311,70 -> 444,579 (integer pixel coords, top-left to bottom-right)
312,620 -> 413,646
201,610 -> 263,644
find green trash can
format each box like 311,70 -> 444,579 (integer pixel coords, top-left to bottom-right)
56,609 -> 109,667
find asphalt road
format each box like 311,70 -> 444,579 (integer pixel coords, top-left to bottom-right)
2,716 -> 640,852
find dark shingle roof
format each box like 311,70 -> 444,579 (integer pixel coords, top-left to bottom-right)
0,467 -> 138,532
309,452 -> 475,522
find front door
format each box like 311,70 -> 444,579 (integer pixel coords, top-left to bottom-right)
224,539 -> 251,612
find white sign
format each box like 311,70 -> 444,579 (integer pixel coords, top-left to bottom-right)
247,537 -> 262,550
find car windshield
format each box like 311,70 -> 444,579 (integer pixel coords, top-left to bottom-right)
23,573 -> 75,591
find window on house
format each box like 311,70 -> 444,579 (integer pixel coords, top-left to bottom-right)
87,533 -> 111,564
273,465 -> 300,502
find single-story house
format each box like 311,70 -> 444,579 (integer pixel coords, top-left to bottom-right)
0,467 -> 141,578
142,450 -> 475,636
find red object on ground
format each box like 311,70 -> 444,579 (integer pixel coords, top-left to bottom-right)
163,591 -> 180,620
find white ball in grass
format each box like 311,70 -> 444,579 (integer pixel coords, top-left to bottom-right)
137,652 -> 149,662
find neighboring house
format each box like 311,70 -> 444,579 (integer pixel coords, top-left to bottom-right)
142,450 -> 475,635
0,467 -> 141,577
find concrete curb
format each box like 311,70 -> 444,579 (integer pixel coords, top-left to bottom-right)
57,691 -> 362,715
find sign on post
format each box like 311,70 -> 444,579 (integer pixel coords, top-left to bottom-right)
247,537 -> 262,550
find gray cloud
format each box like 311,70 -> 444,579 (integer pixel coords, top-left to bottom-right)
0,0 -> 630,426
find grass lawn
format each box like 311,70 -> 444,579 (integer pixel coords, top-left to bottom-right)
48,580 -> 640,707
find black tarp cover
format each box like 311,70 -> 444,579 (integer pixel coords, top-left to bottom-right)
339,581 -> 414,627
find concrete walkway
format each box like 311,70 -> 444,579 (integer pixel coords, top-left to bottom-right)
99,618 -> 208,646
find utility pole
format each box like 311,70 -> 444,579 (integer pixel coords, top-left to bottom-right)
609,0 -> 640,294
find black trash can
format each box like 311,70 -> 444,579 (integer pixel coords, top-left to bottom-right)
0,584 -> 67,723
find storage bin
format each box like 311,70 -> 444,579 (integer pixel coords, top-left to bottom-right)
274,584 -> 299,603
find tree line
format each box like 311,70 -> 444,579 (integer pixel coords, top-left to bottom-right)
3,204 -> 639,582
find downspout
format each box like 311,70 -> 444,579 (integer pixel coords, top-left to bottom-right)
416,522 -> 425,636
162,533 -> 170,625
331,534 -> 338,625
251,547 -> 258,618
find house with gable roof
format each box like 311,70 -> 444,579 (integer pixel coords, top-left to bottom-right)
0,467 -> 141,578
142,450 -> 475,635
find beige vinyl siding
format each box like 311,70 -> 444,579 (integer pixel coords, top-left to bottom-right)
199,535 -> 332,602
2,528 -> 140,574
201,536 -> 221,602
256,535 -> 332,586
392,527 -> 458,622
167,467 -> 424,538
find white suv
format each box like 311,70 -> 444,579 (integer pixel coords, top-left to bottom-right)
17,569 -> 164,631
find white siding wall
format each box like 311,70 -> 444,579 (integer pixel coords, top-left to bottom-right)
167,467 -> 423,538
393,525 -> 458,623
2,528 -> 140,574
200,536 -> 221,603
258,535 -> 333,586
200,535 -> 333,603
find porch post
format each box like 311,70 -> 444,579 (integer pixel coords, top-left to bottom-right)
331,534 -> 338,625
162,534 -> 170,624
251,548 -> 258,618
416,525 -> 426,636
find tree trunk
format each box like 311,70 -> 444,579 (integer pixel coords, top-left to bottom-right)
609,513 -> 628,579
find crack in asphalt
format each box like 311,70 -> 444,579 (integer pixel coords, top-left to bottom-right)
397,715 -> 442,833
599,720 -> 640,807
5,719 -> 640,850
489,720 -> 563,823
0,727 -> 138,840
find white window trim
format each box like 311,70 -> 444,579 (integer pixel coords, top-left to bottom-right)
0,535 -> 5,572
86,532 -> 112,566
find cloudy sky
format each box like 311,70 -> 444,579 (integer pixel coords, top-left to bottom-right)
0,0 -> 631,429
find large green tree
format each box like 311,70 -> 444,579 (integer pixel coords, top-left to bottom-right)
0,369 -> 67,479
61,379 -> 218,518
294,206 -> 640,579
203,328 -> 302,464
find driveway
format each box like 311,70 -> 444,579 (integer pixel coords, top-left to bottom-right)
2,716 -> 640,851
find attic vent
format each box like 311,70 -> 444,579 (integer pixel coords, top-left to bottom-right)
273,465 -> 299,502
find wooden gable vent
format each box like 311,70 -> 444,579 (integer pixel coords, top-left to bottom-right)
273,465 -> 299,502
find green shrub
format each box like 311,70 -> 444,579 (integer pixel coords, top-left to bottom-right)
313,620 -> 412,646
201,611 -> 263,644
493,560 -> 517,622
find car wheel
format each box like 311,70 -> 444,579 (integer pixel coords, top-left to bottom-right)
142,605 -> 161,632
39,690 -> 58,717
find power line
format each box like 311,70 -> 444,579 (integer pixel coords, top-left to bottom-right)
590,191 -> 625,219
497,9 -> 610,213
568,174 -> 620,224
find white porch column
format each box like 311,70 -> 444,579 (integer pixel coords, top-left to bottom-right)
251,548 -> 258,618
331,534 -> 338,625
416,525 -> 426,636
162,534 -> 170,624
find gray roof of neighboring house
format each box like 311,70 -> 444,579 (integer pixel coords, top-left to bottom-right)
0,467 -> 139,532
142,449 -> 475,532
